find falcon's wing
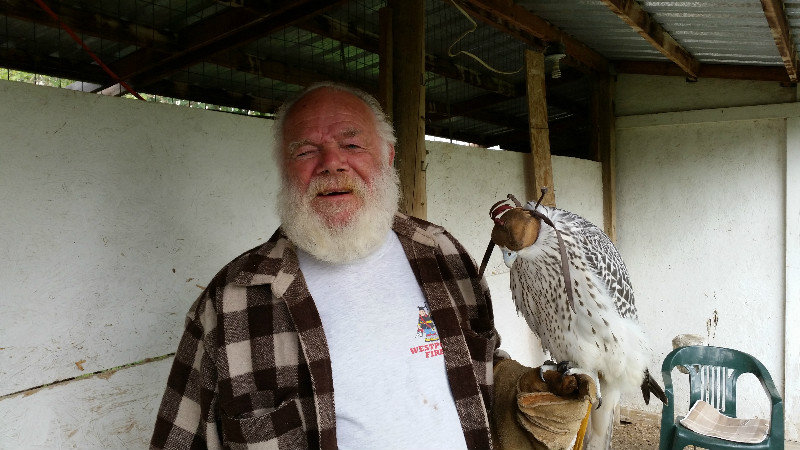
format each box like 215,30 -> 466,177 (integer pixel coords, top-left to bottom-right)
563,211 -> 638,321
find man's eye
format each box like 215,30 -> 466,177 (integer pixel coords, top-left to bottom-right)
343,143 -> 362,150
294,148 -> 317,158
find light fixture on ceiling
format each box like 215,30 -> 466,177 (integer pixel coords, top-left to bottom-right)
544,42 -> 567,79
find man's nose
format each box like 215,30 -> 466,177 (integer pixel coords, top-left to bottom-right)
316,144 -> 348,174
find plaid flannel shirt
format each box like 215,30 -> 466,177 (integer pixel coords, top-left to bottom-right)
151,212 -> 499,449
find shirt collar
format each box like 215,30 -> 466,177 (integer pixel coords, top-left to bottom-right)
231,212 -> 439,289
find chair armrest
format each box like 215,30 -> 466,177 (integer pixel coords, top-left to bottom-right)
770,400 -> 784,442
752,358 -> 783,407
660,362 -> 676,422
753,359 -> 784,441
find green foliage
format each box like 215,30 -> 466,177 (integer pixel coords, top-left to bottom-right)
1,68 -> 272,118
1,68 -> 77,87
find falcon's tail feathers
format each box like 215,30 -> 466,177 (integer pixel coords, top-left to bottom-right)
641,369 -> 668,405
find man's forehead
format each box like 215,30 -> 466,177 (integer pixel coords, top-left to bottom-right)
291,88 -> 368,112
286,127 -> 363,150
284,122 -> 367,141
283,108 -> 374,139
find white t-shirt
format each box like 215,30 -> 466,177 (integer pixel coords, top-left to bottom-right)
297,231 -> 468,450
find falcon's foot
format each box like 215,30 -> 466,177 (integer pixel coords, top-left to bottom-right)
539,359 -> 572,379
563,367 -> 602,409
538,360 -> 601,405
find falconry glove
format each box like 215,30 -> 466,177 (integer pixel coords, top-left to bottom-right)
492,358 -> 597,450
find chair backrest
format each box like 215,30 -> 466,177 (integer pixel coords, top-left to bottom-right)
662,345 -> 774,418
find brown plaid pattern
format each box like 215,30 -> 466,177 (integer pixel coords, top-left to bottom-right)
679,400 -> 769,444
151,213 -> 499,449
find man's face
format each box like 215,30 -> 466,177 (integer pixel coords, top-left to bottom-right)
281,88 -> 395,227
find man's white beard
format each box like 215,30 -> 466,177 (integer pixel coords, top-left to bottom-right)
278,166 -> 400,264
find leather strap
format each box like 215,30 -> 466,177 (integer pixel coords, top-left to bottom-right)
530,209 -> 575,314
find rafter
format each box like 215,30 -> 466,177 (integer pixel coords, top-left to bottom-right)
426,99 -> 527,130
300,15 -> 587,115
207,52 -> 333,90
208,49 -> 528,137
452,0 -> 609,74
0,47 -> 107,82
615,60 -> 791,82
599,0 -> 699,79
143,80 -> 283,113
298,14 -> 520,98
760,0 -> 799,82
448,93 -> 509,115
0,0 -> 173,48
103,0 -> 344,90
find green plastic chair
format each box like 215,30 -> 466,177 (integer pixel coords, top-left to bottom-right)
659,345 -> 784,450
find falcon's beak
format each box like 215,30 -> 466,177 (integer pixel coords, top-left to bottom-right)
501,247 -> 518,268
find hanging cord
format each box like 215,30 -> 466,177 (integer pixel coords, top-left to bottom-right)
448,0 -> 522,75
32,0 -> 146,100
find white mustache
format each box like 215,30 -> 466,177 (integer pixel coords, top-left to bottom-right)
306,173 -> 367,200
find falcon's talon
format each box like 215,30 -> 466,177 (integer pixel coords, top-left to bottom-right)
556,360 -> 573,374
564,367 -> 602,407
540,362 -> 559,381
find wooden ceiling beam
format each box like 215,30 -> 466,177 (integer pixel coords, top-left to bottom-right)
444,0 -> 555,51
547,92 -> 588,121
599,0 -> 700,79
0,0 -> 173,48
426,99 -> 527,130
301,14 -> 380,54
449,93 -> 509,115
143,80 -> 283,113
300,15 -> 586,115
424,54 -> 520,97
615,60 -> 792,82
452,0 -> 609,74
0,47 -> 107,82
104,0 -> 344,90
207,52 -> 332,90
760,0 -> 799,82
298,14 -> 520,98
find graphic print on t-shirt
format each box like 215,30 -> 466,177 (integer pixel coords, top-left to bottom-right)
416,306 -> 439,342
410,305 -> 443,359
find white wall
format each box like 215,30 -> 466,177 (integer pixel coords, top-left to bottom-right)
615,73 -> 796,116
0,80 -> 604,447
0,79 -> 281,447
614,75 -> 798,441
17,73 -> 796,444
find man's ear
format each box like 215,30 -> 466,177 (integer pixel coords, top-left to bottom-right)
387,144 -> 395,167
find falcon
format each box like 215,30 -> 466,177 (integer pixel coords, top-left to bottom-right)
479,192 -> 666,450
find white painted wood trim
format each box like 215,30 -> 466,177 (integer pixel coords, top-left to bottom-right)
617,102 -> 800,129
786,117 -> 800,442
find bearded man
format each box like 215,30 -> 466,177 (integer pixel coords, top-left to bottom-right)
150,83 -> 595,450
150,83 -> 499,450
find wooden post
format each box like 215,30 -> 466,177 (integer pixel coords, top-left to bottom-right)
389,0 -> 426,219
591,74 -> 617,241
525,49 -> 555,206
378,6 -> 393,121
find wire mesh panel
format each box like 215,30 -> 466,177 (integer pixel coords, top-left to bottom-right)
0,0 -> 599,155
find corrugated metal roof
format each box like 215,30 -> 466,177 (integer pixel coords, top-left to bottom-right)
783,0 -> 800,60
519,0 -> 782,65
0,0 -> 794,158
643,0 -> 781,65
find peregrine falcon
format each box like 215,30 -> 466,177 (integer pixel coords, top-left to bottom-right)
480,193 -> 666,450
